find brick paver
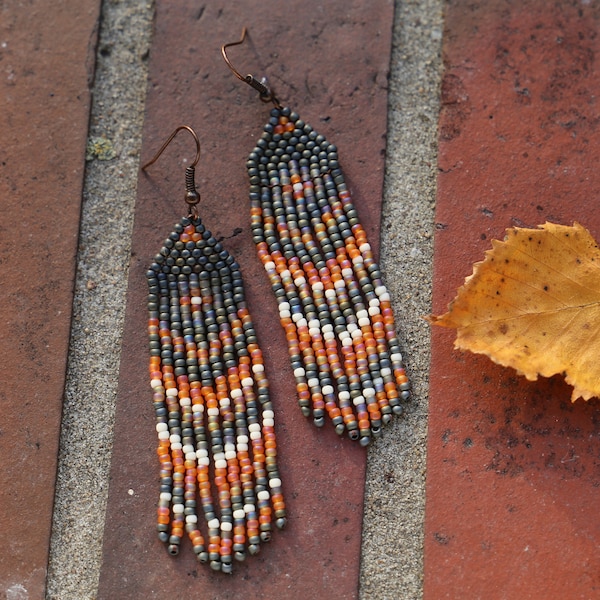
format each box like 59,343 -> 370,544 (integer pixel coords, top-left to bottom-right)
97,2 -> 393,598
426,1 -> 600,597
0,2 -> 100,598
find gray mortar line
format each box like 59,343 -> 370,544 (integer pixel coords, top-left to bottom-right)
359,1 -> 443,599
45,2 -> 155,599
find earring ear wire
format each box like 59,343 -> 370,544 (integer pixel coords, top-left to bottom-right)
221,27 -> 281,108
142,125 -> 201,218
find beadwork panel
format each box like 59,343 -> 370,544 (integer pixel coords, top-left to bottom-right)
99,1 -> 394,598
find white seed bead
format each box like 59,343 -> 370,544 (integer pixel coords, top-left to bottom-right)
312,281 -> 324,291
156,423 -> 168,432
334,279 -> 346,289
369,298 -> 381,307
166,388 -> 178,397
237,435 -> 249,444
342,268 -> 353,278
196,448 -> 208,458
192,403 -> 204,412
243,504 -> 255,514
225,450 -> 237,460
231,388 -> 243,398
208,518 -> 220,530
322,323 -> 333,333
293,367 -> 306,378
182,444 -> 194,454
339,391 -> 351,401
322,385 -> 334,396
368,306 -> 381,316
351,329 -> 363,340
159,492 -> 172,501
296,317 -> 308,329
185,452 -> 196,461
215,459 -> 227,470
356,309 -> 369,321
219,397 -> 231,407
324,331 -> 335,341
279,301 -> 290,311
264,261 -> 276,271
347,323 -> 358,333
233,509 -> 245,520
169,434 -> 181,444
294,276 -> 306,286
221,522 -> 233,532
198,457 -> 209,466
237,443 -> 248,452
353,395 -> 365,406
380,367 -> 392,377
263,418 -> 274,427
241,377 -> 254,387
325,288 -> 336,299
390,352 -> 403,363
375,285 -> 387,297
172,504 -> 185,514
364,388 -> 376,398
186,514 -> 198,524
359,242 -> 371,253
179,396 -> 191,405
280,269 -> 291,279
158,430 -> 169,441
358,317 -> 371,327
269,477 -> 282,489
307,377 -> 320,388
191,296 -> 202,305
150,379 -> 162,389
252,363 -> 265,373
207,407 -> 219,417
341,336 -> 354,347
249,423 -> 261,433
379,292 -> 391,302
257,490 -> 270,501
263,410 -> 274,420
214,452 -> 225,462
250,431 -> 261,440
171,442 -> 182,451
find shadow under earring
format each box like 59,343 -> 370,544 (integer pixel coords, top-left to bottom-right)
142,126 -> 286,573
223,30 -> 410,447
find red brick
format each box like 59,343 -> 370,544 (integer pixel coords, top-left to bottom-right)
426,1 -> 600,597
98,1 -> 393,598
0,2 -> 100,597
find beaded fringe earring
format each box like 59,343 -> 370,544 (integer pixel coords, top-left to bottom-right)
143,126 -> 286,573
223,31 -> 410,447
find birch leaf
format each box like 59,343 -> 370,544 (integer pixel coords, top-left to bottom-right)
429,222 -> 600,401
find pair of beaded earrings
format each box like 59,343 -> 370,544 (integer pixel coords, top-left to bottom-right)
144,29 -> 410,573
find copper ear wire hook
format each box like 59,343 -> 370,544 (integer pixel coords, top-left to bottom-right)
221,27 -> 282,108
142,125 -> 201,219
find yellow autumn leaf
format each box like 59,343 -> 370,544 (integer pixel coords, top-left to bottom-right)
429,222 -> 600,401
